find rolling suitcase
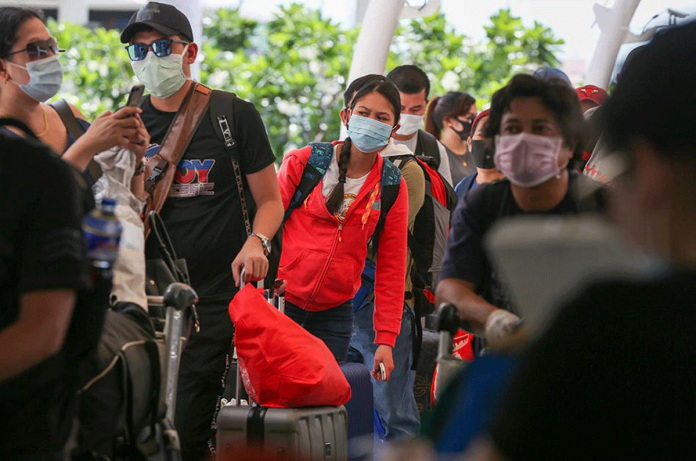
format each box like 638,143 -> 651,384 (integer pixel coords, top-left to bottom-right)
216,273 -> 349,460
339,362 -> 373,460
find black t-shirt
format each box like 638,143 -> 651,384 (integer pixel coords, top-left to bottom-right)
0,136 -> 91,458
440,173 -> 601,315
141,93 -> 275,302
491,269 -> 696,459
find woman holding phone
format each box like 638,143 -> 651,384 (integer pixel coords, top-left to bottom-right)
0,7 -> 149,184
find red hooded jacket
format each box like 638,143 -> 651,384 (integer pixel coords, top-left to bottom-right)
277,142 -> 409,346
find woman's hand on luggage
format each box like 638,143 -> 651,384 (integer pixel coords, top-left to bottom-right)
232,238 -> 269,287
372,345 -> 394,382
81,107 -> 143,155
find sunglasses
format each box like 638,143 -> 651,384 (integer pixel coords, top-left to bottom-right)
3,38 -> 63,61
125,39 -> 189,62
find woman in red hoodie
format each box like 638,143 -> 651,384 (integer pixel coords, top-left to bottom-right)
277,77 -> 409,380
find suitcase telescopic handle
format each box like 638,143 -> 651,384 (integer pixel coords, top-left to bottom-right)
239,267 -> 263,290
234,269 -> 284,405
162,283 -> 199,422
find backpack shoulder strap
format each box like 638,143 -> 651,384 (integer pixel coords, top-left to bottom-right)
389,154 -> 416,171
283,141 -> 334,222
416,129 -> 441,168
370,158 -> 402,255
51,99 -> 102,182
209,89 -> 239,155
209,90 -> 254,235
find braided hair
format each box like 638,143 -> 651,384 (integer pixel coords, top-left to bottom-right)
325,75 -> 401,214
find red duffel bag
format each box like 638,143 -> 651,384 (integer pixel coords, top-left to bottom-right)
228,284 -> 351,408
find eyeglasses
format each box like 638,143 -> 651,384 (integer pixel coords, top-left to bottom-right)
2,38 -> 63,61
125,39 -> 189,62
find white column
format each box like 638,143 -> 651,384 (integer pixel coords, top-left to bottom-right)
585,0 -> 641,87
162,0 -> 202,80
346,0 -> 404,85
58,0 -> 89,25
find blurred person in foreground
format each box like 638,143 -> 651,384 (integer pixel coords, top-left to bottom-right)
472,21 -> 696,460
436,73 -> 603,352
0,126 -> 91,460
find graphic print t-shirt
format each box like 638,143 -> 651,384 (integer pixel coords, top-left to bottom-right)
321,146 -> 369,222
141,93 -> 275,302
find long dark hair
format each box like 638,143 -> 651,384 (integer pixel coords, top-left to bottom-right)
326,76 -> 401,214
425,91 -> 476,140
0,7 -> 45,59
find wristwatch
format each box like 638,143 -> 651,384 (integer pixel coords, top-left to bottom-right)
250,232 -> 271,256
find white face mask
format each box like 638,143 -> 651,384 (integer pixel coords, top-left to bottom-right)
131,45 -> 189,99
396,113 -> 423,136
6,55 -> 63,102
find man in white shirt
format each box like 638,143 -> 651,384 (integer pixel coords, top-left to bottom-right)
387,65 -> 453,185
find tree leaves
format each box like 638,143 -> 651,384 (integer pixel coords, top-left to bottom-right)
50,4 -> 563,163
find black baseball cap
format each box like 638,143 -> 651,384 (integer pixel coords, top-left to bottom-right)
120,2 -> 193,44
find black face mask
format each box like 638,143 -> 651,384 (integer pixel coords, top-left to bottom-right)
451,117 -> 473,141
471,140 -> 496,169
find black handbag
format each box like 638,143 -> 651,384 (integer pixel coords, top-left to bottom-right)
146,211 -> 190,296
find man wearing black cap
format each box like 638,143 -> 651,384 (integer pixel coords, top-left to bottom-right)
121,3 -> 284,459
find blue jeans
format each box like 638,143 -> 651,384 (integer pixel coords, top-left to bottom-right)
348,302 -> 421,439
284,300 -> 354,362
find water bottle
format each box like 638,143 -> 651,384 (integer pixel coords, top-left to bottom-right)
83,198 -> 122,270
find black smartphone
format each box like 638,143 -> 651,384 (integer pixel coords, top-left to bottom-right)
126,83 -> 145,108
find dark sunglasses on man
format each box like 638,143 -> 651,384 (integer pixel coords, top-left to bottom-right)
2,38 -> 63,61
125,38 -> 189,62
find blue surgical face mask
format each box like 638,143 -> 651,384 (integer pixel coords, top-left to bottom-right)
346,114 -> 393,153
7,55 -> 63,102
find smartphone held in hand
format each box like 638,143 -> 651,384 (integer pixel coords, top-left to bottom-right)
126,83 -> 145,108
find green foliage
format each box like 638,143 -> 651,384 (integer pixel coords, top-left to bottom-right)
389,9 -> 564,103
202,7 -> 258,52
49,20 -> 137,117
50,4 -> 563,161
200,4 -> 357,155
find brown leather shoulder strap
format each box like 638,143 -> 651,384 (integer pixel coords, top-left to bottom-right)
143,83 -> 212,237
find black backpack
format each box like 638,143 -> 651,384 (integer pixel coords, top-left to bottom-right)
415,129 -> 441,168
